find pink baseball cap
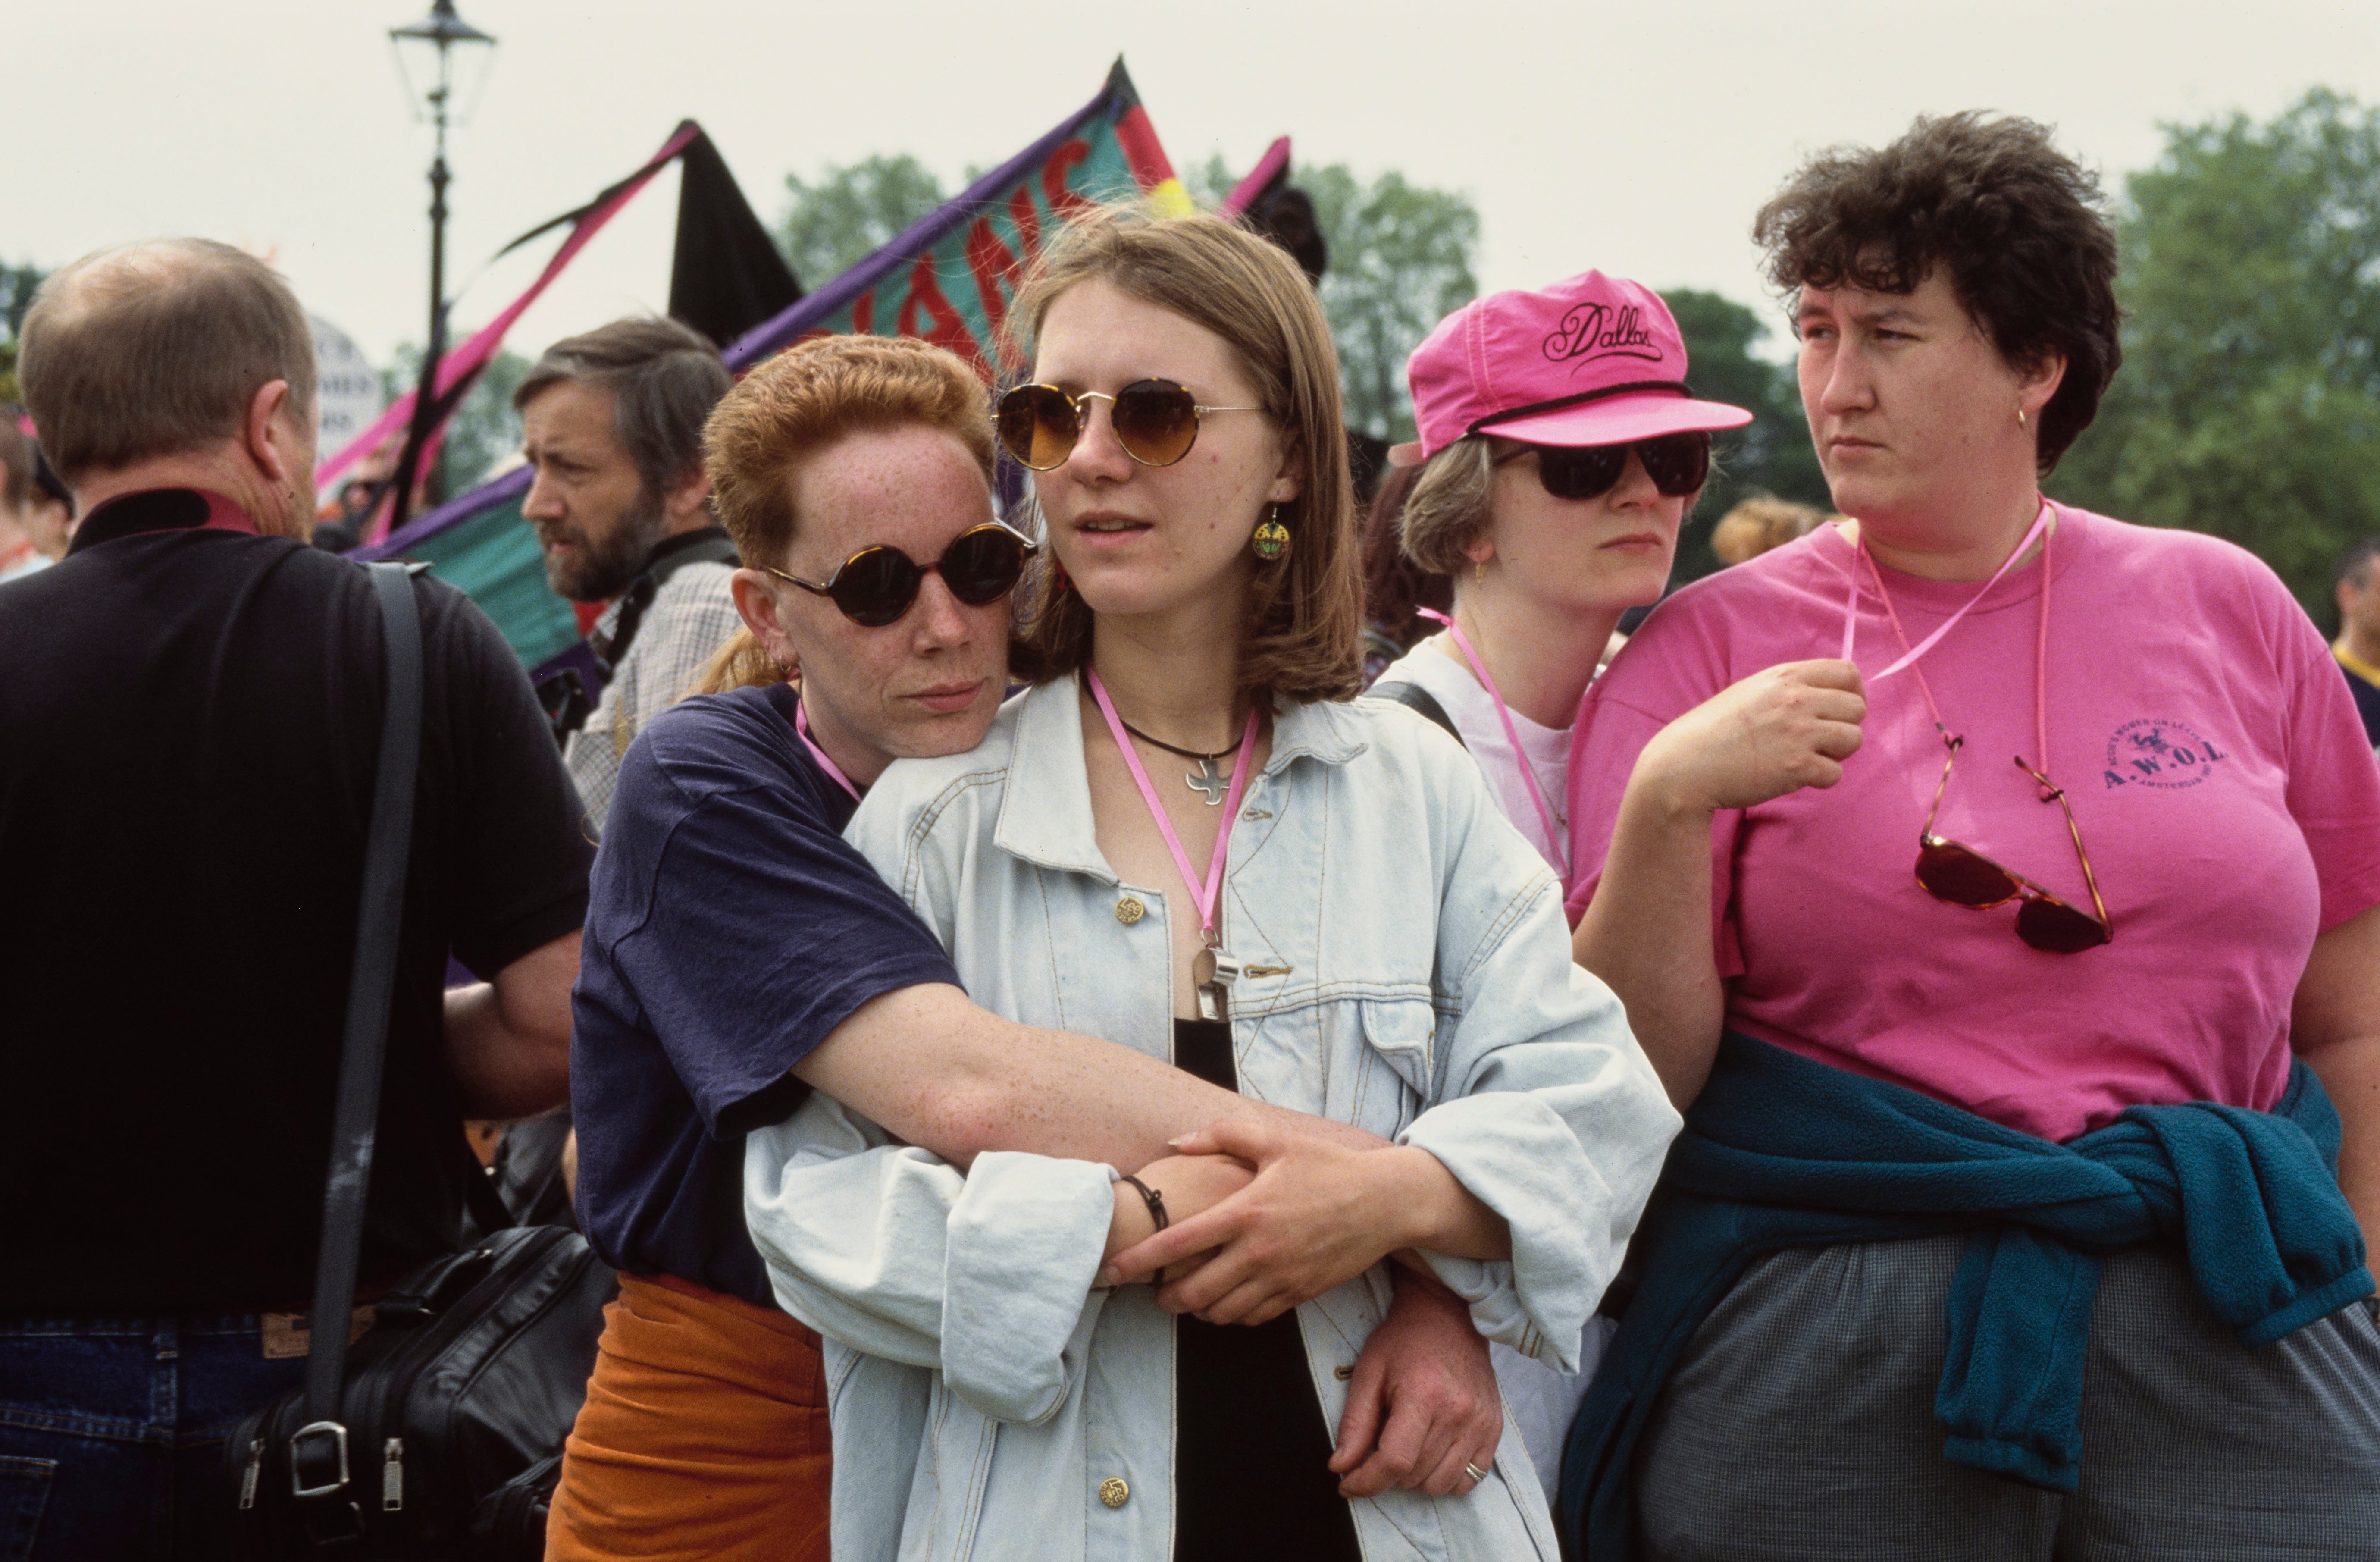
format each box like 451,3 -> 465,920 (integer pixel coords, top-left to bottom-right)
1389,270 -> 1752,467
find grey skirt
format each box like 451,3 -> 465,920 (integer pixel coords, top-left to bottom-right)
1634,1233 -> 2380,1562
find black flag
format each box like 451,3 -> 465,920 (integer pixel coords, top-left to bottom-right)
670,130 -> 803,349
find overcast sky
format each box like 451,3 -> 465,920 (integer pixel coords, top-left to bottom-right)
10,0 -> 2380,387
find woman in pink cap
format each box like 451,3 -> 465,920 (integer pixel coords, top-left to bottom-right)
1561,113 -> 2380,1559
1365,270 -> 1754,1501
1370,272 -> 1752,888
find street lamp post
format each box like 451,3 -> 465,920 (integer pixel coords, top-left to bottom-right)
387,0 -> 495,530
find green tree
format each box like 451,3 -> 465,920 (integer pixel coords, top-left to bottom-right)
0,260 -> 48,406
1660,289 -> 1832,582
383,346 -> 532,499
1180,153 -> 1234,206
776,154 -> 948,292
1303,166 -> 1480,443
2053,88 -> 2380,621
1188,156 -> 1482,441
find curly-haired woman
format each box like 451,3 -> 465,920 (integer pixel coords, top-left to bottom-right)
1563,113 -> 2380,1559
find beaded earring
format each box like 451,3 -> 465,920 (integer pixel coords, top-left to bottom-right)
1251,503 -> 1290,562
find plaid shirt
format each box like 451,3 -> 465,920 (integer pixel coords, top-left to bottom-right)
564,561 -> 742,831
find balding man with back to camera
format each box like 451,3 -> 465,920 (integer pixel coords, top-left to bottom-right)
520,317 -> 744,832
0,239 -> 594,1560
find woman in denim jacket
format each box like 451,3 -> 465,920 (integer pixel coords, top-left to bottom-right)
744,206 -> 1679,1562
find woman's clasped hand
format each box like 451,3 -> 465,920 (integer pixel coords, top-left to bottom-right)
1103,1121 -> 1511,1323
1631,658 -> 1868,813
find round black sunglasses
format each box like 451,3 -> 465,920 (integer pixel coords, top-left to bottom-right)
765,521 -> 1038,627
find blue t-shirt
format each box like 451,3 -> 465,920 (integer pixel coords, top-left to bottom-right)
571,681 -> 960,1306
2338,654 -> 2380,746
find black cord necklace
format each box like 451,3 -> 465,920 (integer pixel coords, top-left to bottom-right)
1117,718 -> 1244,765
1117,717 -> 1245,806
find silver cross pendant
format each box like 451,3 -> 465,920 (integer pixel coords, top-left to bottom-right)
1184,760 -> 1229,806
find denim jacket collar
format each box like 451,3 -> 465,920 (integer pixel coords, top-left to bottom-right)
992,673 -> 1370,882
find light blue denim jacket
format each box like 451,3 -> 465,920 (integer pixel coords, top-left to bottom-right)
744,676 -> 1680,1562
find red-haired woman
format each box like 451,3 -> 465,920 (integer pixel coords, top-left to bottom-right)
746,206 -> 1681,1562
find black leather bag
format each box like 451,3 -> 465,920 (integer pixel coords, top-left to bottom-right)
228,1225 -> 614,1555
226,562 -> 616,1556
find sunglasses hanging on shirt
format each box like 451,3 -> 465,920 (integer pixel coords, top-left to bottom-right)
1845,504 -> 2114,953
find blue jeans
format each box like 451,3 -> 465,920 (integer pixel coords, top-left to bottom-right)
0,1314 -> 304,1562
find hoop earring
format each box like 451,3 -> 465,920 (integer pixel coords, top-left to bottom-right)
1251,502 -> 1290,562
2016,405 -> 2029,430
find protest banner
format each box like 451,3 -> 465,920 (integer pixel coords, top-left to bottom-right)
362,57 -> 1188,673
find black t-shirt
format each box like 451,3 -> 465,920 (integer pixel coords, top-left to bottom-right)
1170,1017 -> 1362,1562
570,682 -> 959,1307
0,489 -> 593,1315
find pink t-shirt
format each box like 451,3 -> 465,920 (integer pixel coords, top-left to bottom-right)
1564,505 -> 2380,1143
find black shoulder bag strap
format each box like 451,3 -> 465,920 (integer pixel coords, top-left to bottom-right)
593,530 -> 740,677
1373,678 -> 1466,747
288,561 -> 426,1510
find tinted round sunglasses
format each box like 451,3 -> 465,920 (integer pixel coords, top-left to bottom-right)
765,520 -> 1037,627
997,379 -> 1261,471
1492,431 -> 1711,501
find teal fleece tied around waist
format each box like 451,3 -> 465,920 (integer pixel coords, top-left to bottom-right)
1559,1032 -> 2372,1557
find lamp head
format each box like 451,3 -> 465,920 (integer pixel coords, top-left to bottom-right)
389,0 -> 496,123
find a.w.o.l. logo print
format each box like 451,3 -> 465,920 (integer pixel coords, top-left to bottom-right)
2103,718 -> 2228,790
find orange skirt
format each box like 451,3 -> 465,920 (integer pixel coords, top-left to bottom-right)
545,1273 -> 830,1562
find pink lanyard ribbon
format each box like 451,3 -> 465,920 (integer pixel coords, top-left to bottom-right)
1084,668 -> 1260,945
1840,501 -> 2052,682
1415,608 -> 1569,882
794,699 -> 862,803
1847,502 -> 2058,796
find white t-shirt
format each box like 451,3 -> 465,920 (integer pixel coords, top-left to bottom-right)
1372,637 -> 1572,878
1368,634 -> 1598,1509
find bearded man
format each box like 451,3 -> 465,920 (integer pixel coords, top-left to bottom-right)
518,317 -> 741,830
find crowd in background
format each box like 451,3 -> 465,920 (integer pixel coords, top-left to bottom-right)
4,106 -> 2380,1562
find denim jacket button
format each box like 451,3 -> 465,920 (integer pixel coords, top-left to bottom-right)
1114,896 -> 1145,925
1099,1476 -> 1130,1508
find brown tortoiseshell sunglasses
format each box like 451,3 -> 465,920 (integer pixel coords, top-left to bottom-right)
1914,729 -> 2112,953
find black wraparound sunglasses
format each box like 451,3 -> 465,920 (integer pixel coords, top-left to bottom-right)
1493,431 -> 1712,501
765,520 -> 1037,627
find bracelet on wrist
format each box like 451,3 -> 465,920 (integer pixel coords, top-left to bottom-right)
1119,1172 -> 1169,1287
